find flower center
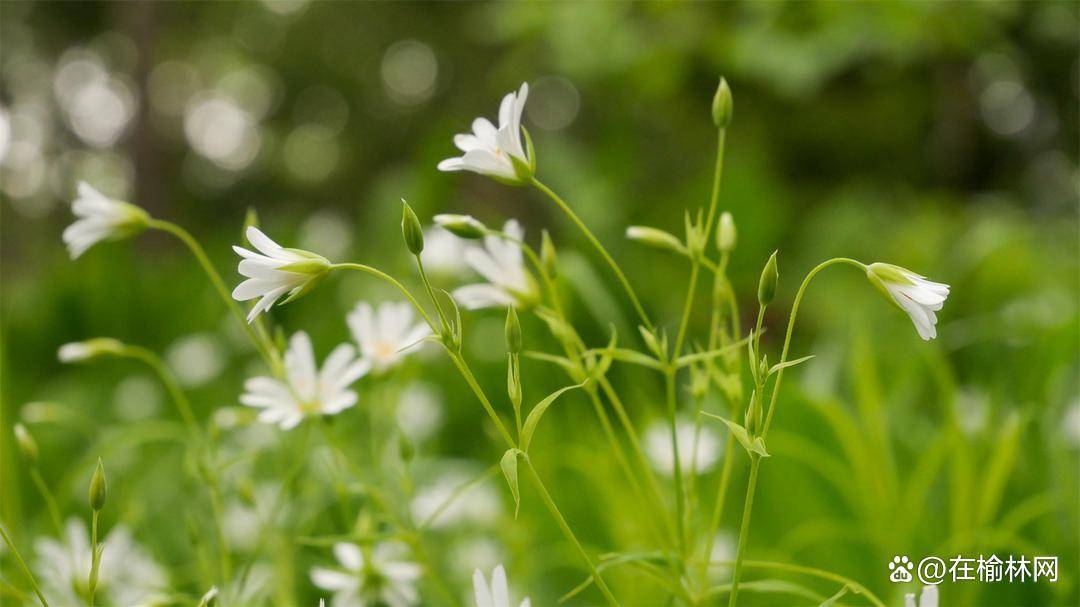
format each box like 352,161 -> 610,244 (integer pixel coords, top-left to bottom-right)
374,340 -> 396,362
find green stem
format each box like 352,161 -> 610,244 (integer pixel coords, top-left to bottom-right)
148,219 -> 282,374
29,467 -> 63,537
664,369 -> 687,557
523,457 -> 620,607
88,510 -> 100,607
530,177 -> 652,330
119,346 -> 198,433
0,522 -> 50,607
727,456 -> 759,607
414,256 -> 450,333
713,560 -> 886,607
331,263 -> 436,331
445,351 -> 516,449
207,483 -> 232,583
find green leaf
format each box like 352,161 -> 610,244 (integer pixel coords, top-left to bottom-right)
673,334 -> 752,367
584,347 -> 663,370
500,449 -> 521,518
522,351 -> 584,382
521,380 -> 588,452
701,412 -> 769,458
585,326 -> 618,382
768,355 -> 816,376
818,584 -> 851,606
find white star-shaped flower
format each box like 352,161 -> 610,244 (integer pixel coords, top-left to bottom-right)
347,301 -> 431,373
310,542 -> 421,607
866,262 -> 950,341
62,182 -> 149,259
473,564 -> 530,607
232,226 -> 330,322
453,220 -> 538,310
240,331 -> 369,430
438,83 -> 532,184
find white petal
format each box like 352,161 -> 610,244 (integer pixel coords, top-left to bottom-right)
311,567 -> 357,591
490,565 -> 509,607
333,543 -> 364,571
245,226 -> 286,258
286,332 -> 318,398
473,569 -> 493,607
454,284 -> 515,310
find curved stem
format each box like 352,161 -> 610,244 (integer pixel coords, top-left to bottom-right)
148,219 -> 281,374
414,256 -> 449,332
119,346 -> 198,433
761,257 -> 865,438
711,560 -> 886,607
0,522 -> 50,607
530,178 -> 652,330
29,467 -> 64,537
523,458 -> 620,607
331,263 -> 436,331
727,457 -> 759,607
445,350 -> 516,450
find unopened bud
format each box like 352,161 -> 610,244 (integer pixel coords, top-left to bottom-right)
505,306 -> 522,354
757,251 -> 778,306
712,77 -> 733,128
434,214 -> 487,239
625,226 -> 686,254
717,212 -> 736,252
89,458 -> 107,511
401,200 -> 424,255
14,423 -> 37,463
540,230 -> 558,278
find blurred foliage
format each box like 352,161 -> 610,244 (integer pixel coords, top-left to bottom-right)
1,1 -> 1077,606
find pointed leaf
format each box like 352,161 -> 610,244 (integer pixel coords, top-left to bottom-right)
768,355 -> 815,376
521,380 -> 588,452
500,449 -> 521,518
702,412 -> 759,457
523,351 -> 585,382
587,327 -> 618,381
750,437 -> 770,458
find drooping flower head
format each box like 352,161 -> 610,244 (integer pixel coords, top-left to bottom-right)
240,332 -> 369,430
35,518 -> 168,606
347,301 -> 431,373
310,542 -> 421,607
57,337 -> 125,363
438,83 -> 533,184
866,263 -> 950,341
453,220 -> 538,310
63,182 -> 149,259
232,226 -> 331,323
473,564 -> 530,607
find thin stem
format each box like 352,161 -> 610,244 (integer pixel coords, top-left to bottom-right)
29,467 -> 63,537
0,522 -> 50,607
206,483 -> 232,583
331,263 -> 436,331
88,510 -> 100,607
119,346 -> 198,433
445,350 -> 517,449
711,560 -> 886,607
664,369 -> 687,557
530,177 -> 652,330
523,457 -> 620,607
761,258 -> 865,438
414,256 -> 449,332
148,219 -> 281,374
726,456 -> 759,607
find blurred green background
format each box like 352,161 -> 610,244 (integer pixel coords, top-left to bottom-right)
2,1 -> 1077,606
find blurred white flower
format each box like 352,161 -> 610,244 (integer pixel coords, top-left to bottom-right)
310,542 -> 421,607
905,585 -> 938,607
438,83 -> 532,183
453,220 -> 537,310
347,301 -> 430,373
410,467 -> 501,529
223,484 -> 284,552
708,531 -> 737,580
232,226 -> 330,322
63,182 -> 148,259
421,225 -> 468,276
396,382 -> 444,443
1064,399 -> 1080,447
35,518 -> 167,606
866,263 -> 950,341
644,416 -> 722,476
240,332 -> 369,430
58,337 -> 124,363
166,332 -> 227,387
473,564 -> 530,607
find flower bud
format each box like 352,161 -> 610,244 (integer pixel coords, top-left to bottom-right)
433,214 -> 487,239
540,230 -> 558,278
625,226 -> 686,255
717,212 -> 736,252
712,77 -> 733,128
58,338 -> 125,363
89,458 -> 107,511
757,251 -> 779,306
13,423 -> 37,463
505,306 -> 522,354
401,200 -> 424,255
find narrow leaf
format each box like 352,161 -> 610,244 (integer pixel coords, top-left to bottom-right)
701,412 -> 757,457
521,380 -> 588,452
500,449 -> 520,518
768,355 -> 816,376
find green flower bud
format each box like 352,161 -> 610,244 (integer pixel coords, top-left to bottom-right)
14,423 -> 37,464
712,77 -> 733,128
89,458 -> 107,511
540,230 -> 558,278
401,200 -> 424,255
757,250 -> 779,306
717,211 -> 736,252
505,306 -> 522,354
433,214 -> 487,239
625,226 -> 686,255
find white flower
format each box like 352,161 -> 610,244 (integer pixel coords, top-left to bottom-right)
644,416 -> 722,476
866,262 -> 950,341
35,518 -> 168,607
57,337 -> 124,363
347,301 -> 430,373
240,332 -> 369,430
310,542 -> 421,607
422,226 -> 469,275
63,182 -> 149,259
410,465 -> 501,529
438,83 -> 532,183
473,564 -> 530,607
904,585 -> 938,607
453,220 -> 538,310
396,382 -> 444,443
232,226 -> 331,323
